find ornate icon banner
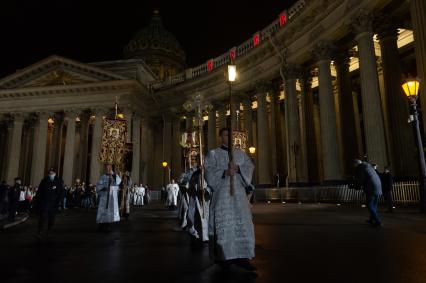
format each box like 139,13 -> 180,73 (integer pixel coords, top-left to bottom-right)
100,118 -> 127,166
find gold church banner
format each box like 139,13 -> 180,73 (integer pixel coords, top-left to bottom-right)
100,118 -> 127,166
233,130 -> 247,151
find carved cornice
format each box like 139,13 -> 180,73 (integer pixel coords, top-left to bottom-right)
0,80 -> 141,99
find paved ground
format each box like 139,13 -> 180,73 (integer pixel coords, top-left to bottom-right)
2,203 -> 426,283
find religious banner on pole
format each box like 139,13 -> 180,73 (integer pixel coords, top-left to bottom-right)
233,130 -> 248,151
99,118 -> 127,170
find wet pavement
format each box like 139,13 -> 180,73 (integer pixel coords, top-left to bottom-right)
2,203 -> 426,283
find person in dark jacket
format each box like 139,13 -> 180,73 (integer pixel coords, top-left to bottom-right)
0,181 -> 9,215
34,168 -> 64,239
381,166 -> 394,213
8,178 -> 22,221
354,159 -> 383,227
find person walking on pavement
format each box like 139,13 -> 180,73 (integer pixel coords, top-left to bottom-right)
34,168 -> 65,239
354,159 -> 383,228
381,166 -> 394,213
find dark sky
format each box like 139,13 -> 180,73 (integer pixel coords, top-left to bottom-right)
0,0 -> 297,78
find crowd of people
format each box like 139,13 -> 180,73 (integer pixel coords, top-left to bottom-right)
0,178 -> 37,222
3,127 -> 400,274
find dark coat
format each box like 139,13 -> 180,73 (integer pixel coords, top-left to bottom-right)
8,185 -> 22,207
380,172 -> 393,192
34,176 -> 64,212
355,162 -> 382,196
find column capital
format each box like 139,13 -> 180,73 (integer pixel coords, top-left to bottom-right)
9,112 -> 27,123
334,52 -> 351,67
88,107 -> 108,116
376,15 -> 399,41
351,9 -> 375,35
254,81 -> 274,94
282,65 -> 302,80
34,110 -> 54,118
313,41 -> 336,62
64,109 -> 80,121
300,71 -> 313,91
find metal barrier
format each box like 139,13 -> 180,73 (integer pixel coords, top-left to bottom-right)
254,181 -> 420,206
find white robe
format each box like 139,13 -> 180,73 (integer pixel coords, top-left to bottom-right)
204,147 -> 255,260
186,169 -> 210,242
166,183 -> 179,206
96,174 -> 122,223
133,186 -> 145,206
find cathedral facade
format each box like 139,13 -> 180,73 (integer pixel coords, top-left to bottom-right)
0,0 -> 425,189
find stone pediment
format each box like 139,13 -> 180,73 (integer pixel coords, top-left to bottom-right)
0,55 -> 128,89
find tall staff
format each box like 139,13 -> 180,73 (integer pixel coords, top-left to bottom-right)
227,64 -> 237,196
184,94 -> 206,217
195,95 -> 206,218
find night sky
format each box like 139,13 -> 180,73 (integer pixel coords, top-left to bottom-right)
0,0 -> 297,78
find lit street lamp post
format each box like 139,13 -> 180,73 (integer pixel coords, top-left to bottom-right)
227,64 -> 237,196
162,161 -> 168,188
402,77 -> 426,213
249,146 -> 256,185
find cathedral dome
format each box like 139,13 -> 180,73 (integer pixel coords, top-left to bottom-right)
124,11 -> 186,80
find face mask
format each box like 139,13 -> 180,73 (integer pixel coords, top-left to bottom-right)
15,180 -> 21,185
49,174 -> 55,181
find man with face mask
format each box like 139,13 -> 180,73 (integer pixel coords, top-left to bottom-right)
34,168 -> 64,239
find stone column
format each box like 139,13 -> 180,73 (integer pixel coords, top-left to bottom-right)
172,116 -> 182,179
335,53 -> 360,177
124,109 -> 133,144
218,104 -> 227,128
296,82 -> 309,182
378,21 -> 417,176
141,118 -> 151,184
352,11 -> 388,168
6,113 -> 25,184
62,110 -> 78,186
283,67 -> 306,183
48,113 -> 64,172
301,74 -> 320,182
88,109 -> 104,185
207,105 -> 217,150
242,96 -> 253,146
314,42 -> 343,181
131,114 -> 141,184
269,90 -> 279,180
30,112 -> 50,185
78,111 -> 90,182
0,120 -> 9,181
410,0 -> 426,134
163,116 -> 172,182
256,85 -> 272,185
278,101 -> 288,181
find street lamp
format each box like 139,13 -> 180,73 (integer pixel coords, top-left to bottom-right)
248,146 -> 256,185
162,161 -> 169,188
227,64 -> 237,196
248,146 -> 256,155
402,77 -> 426,212
228,65 -> 237,82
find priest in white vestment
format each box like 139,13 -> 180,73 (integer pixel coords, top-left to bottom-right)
166,179 -> 179,210
96,164 -> 122,231
204,128 -> 256,271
